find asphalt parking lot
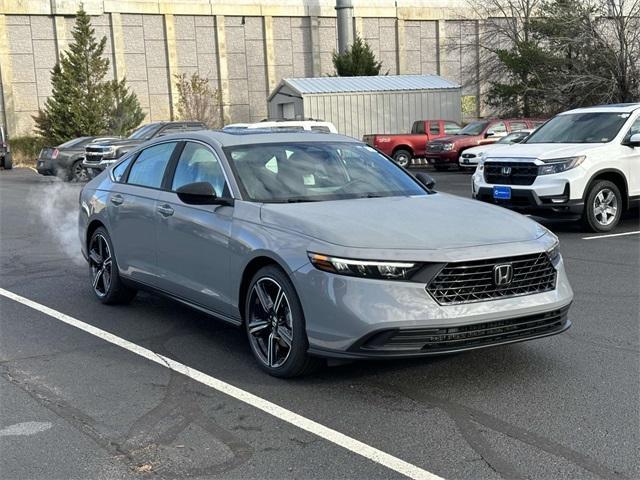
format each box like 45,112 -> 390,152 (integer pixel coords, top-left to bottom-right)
1,167 -> 638,480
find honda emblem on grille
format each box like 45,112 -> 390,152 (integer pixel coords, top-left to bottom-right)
501,166 -> 512,175
493,263 -> 514,286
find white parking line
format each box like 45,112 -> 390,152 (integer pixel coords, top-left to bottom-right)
582,230 -> 640,240
0,287 -> 444,480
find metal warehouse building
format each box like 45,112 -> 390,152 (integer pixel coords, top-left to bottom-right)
267,75 -> 462,139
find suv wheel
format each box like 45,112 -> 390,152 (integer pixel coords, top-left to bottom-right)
582,180 -> 622,232
392,149 -> 411,168
245,266 -> 322,377
67,159 -> 87,182
88,227 -> 137,304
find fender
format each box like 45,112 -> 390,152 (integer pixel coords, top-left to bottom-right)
582,168 -> 629,208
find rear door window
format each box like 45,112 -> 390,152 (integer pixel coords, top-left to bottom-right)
429,122 -> 440,135
490,122 -> 507,135
412,122 -> 426,134
127,142 -> 177,189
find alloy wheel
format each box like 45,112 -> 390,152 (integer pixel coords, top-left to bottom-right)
247,277 -> 294,368
593,188 -> 618,227
89,234 -> 112,297
71,161 -> 88,182
395,154 -> 410,168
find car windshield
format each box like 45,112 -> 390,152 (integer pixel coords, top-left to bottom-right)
525,112 -> 629,144
458,121 -> 489,136
224,142 -> 426,203
57,137 -> 91,149
128,124 -> 161,140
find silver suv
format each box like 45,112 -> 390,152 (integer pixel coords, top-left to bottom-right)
79,130 -> 573,377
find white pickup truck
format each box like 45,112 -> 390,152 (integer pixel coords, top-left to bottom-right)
472,103 -> 640,232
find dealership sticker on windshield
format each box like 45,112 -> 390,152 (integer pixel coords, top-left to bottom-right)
493,185 -> 512,200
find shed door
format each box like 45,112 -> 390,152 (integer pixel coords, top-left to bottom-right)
279,103 -> 295,119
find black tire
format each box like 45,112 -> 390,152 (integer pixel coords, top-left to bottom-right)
2,153 -> 12,170
244,265 -> 322,378
88,227 -> 137,304
66,159 -> 87,182
582,180 -> 623,233
392,149 -> 412,168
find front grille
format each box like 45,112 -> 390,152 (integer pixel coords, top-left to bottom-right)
427,143 -> 445,152
427,252 -> 557,305
359,307 -> 569,353
461,152 -> 477,158
85,146 -> 110,163
484,161 -> 538,185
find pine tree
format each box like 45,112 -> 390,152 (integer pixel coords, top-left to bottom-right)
332,35 -> 383,76
107,78 -> 146,137
34,6 -> 144,144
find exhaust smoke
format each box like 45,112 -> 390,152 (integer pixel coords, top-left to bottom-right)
30,180 -> 85,266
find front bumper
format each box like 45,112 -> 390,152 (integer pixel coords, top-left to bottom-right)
425,150 -> 458,164
294,256 -> 573,359
472,170 -> 585,217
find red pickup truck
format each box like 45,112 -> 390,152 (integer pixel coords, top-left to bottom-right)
363,120 -> 462,167
425,118 -> 546,170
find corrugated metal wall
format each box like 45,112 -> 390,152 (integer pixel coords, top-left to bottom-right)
302,89 -> 461,139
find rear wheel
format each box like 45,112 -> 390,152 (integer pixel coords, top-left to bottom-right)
582,180 -> 622,232
392,149 -> 412,168
245,266 -> 322,377
88,227 -> 137,304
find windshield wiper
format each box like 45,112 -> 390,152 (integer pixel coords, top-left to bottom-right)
286,197 -> 321,203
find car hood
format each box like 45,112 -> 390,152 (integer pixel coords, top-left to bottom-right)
260,194 -> 545,250
92,138 -> 141,148
486,143 -> 604,160
464,143 -> 509,155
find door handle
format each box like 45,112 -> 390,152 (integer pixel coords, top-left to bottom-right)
110,194 -> 124,206
157,204 -> 174,217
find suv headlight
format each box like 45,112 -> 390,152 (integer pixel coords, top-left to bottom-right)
546,239 -> 561,265
308,253 -> 421,280
102,146 -> 118,159
538,156 -> 585,175
442,143 -> 454,151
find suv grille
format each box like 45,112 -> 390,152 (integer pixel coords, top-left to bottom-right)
358,307 -> 569,353
484,161 -> 538,185
427,252 -> 557,305
85,145 -> 111,163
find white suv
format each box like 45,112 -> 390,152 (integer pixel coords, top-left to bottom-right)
472,103 -> 640,232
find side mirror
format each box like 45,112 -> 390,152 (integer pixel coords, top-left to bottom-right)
415,172 -> 436,190
628,133 -> 640,147
176,182 -> 225,205
485,130 -> 495,138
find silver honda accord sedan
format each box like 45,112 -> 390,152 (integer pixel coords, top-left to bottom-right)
79,130 -> 573,377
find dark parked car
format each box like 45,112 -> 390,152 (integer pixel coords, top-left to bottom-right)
82,121 -> 207,175
0,126 -> 11,170
37,136 -> 116,181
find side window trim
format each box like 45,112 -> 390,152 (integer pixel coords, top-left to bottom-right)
164,140 -> 235,199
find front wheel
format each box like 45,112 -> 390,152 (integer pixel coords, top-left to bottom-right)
392,149 -> 412,168
245,266 -> 322,377
88,227 -> 137,304
582,180 -> 622,232
66,159 -> 88,182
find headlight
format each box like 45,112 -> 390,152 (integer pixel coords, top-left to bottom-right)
102,146 -> 118,159
546,239 -> 561,265
442,143 -> 454,151
538,156 -> 585,175
308,252 -> 421,280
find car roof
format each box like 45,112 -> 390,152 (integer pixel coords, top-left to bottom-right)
152,129 -> 360,147
560,103 -> 640,115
